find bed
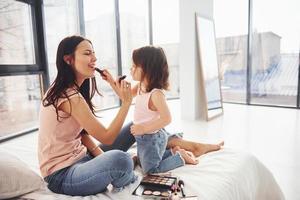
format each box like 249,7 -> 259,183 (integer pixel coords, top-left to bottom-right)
0,131 -> 284,200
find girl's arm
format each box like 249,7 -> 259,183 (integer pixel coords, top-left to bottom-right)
130,90 -> 171,135
59,81 -> 132,145
81,130 -> 103,157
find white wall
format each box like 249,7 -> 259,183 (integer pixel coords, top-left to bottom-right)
179,0 -> 213,120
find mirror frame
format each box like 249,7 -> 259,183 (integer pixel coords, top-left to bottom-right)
195,13 -> 223,121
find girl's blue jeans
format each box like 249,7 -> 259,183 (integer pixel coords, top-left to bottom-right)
135,129 -> 184,174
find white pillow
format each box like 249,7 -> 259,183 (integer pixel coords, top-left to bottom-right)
0,151 -> 43,199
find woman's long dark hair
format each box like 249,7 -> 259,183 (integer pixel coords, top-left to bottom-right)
132,46 -> 169,92
43,35 -> 100,121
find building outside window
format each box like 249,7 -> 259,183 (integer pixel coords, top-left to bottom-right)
250,0 -> 299,106
214,0 -> 300,106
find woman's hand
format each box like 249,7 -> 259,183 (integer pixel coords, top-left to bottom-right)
100,69 -> 115,85
117,80 -> 132,105
100,69 -> 130,100
130,124 -> 145,136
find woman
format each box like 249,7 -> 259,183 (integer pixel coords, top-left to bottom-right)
38,35 -> 135,196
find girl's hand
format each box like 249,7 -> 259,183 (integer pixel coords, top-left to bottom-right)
117,80 -> 132,105
130,124 -> 145,135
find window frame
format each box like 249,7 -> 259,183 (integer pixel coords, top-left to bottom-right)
0,0 -> 49,142
0,0 -> 49,89
215,0 -> 300,109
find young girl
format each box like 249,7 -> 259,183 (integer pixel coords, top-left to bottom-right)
129,46 -> 198,174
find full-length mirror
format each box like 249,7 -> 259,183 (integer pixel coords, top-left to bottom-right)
195,14 -> 223,120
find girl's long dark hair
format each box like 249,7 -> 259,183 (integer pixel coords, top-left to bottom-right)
43,35 -> 100,121
132,46 -> 169,92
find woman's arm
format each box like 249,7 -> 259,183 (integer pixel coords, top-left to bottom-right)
80,130 -> 103,157
59,81 -> 132,145
130,90 -> 171,135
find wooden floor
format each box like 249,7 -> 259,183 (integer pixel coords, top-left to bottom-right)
1,100 -> 299,199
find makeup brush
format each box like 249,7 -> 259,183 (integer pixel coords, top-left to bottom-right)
178,180 -> 185,197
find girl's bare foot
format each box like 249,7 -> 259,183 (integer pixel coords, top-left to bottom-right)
192,141 -> 224,157
171,146 -> 181,154
177,149 -> 198,165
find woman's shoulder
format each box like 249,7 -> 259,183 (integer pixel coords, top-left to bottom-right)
47,87 -> 83,107
64,87 -> 81,98
59,88 -> 83,102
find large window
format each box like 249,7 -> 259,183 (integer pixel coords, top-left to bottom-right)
214,0 -> 300,106
43,0 -> 81,83
84,0 -> 119,108
250,0 -> 300,106
0,1 -> 35,65
1,0 -> 299,141
0,0 -> 45,140
0,75 -> 41,139
119,0 -> 149,83
214,0 -> 249,103
152,0 -> 180,98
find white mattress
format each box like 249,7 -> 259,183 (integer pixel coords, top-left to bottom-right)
15,148 -> 284,200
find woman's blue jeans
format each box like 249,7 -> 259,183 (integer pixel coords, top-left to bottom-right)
44,122 -> 182,196
44,123 -> 137,196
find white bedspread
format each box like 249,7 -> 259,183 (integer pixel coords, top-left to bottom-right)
18,148 -> 284,200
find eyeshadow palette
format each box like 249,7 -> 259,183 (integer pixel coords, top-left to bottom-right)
133,184 -> 172,199
132,175 -> 177,199
141,175 -> 177,189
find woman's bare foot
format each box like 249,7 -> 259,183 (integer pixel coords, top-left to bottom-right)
176,148 -> 198,165
192,141 -> 224,157
132,155 -> 139,168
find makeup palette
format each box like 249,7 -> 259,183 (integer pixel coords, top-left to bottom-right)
133,184 -> 172,199
141,175 -> 177,189
132,175 -> 177,199
142,187 -> 171,197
